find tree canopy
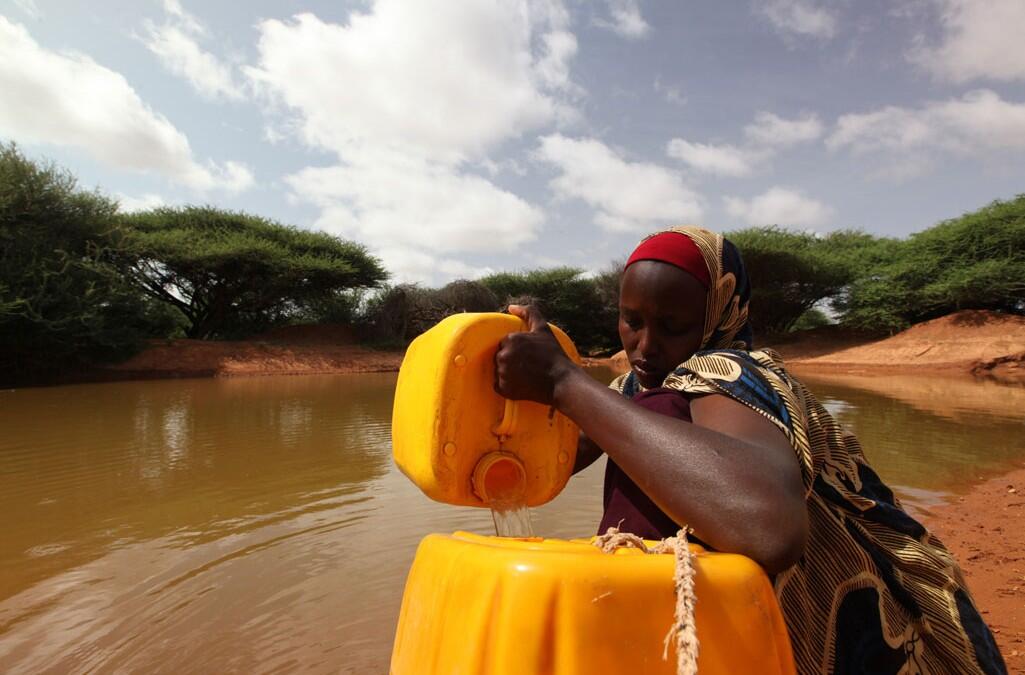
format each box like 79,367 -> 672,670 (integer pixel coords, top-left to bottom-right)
122,207 -> 388,339
836,196 -> 1025,331
479,267 -> 619,353
0,143 -> 176,382
725,228 -> 878,334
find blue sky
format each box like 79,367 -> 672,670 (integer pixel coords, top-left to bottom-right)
2,0 -> 1023,284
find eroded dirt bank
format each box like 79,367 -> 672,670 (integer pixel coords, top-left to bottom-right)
917,466 -> 1025,667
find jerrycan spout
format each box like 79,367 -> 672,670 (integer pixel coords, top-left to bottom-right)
471,451 -> 526,505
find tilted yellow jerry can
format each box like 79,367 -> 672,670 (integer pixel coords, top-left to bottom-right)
392,312 -> 581,508
390,313 -> 796,674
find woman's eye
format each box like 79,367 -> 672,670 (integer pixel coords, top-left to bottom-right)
662,320 -> 692,335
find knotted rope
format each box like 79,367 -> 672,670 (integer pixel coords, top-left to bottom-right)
593,526 -> 699,675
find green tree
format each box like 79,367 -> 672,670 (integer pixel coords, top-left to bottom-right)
362,280 -> 500,344
479,267 -> 619,353
0,143 -> 177,382
122,207 -> 388,339
837,196 -> 1025,330
727,227 -> 888,334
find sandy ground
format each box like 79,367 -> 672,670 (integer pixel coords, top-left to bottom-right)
917,466 -> 1025,667
97,324 -> 404,381
779,310 -> 1025,381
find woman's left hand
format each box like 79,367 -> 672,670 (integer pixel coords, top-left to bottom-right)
494,304 -> 576,406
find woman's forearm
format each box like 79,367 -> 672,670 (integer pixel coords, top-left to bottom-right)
552,365 -> 807,573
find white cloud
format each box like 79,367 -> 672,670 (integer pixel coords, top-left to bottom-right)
725,187 -> 833,227
595,0 -> 650,39
375,246 -> 495,285
666,138 -> 758,177
536,29 -> 579,91
286,152 -> 542,255
909,0 -> 1025,83
249,1 -> 579,282
0,17 -> 253,193
756,0 -> 837,40
536,134 -> 703,233
744,111 -> 823,146
666,111 -> 820,177
141,1 -> 245,101
116,193 -> 167,213
826,90 -> 1025,175
247,2 -> 577,163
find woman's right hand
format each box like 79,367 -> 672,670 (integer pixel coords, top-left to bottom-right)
494,304 -> 576,406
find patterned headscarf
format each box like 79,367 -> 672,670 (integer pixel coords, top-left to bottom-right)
627,226 -> 753,351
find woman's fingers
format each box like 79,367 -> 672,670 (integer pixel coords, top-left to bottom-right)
507,303 -> 551,334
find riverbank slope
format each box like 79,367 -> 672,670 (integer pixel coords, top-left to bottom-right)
86,309 -> 1025,384
918,466 -> 1024,666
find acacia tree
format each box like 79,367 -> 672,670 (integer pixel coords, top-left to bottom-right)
0,143 -> 175,381
836,196 -> 1025,330
726,227 -> 892,334
479,267 -> 619,353
122,207 -> 388,339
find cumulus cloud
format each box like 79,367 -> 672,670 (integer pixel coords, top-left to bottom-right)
744,111 -> 823,146
826,90 -> 1025,175
141,0 -> 245,101
247,3 -> 576,163
286,153 -> 542,255
756,0 -> 837,40
724,187 -> 833,227
909,0 -> 1025,83
373,246 -> 495,285
666,139 -> 758,177
0,17 -> 252,192
536,134 -> 703,233
249,1 -> 580,282
595,0 -> 650,39
666,111 -> 820,176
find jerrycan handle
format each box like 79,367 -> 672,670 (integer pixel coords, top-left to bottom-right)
491,317 -> 527,441
492,399 -> 518,439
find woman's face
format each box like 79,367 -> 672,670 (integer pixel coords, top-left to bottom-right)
618,260 -> 708,389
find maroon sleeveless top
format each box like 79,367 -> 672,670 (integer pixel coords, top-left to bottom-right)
597,387 -> 695,540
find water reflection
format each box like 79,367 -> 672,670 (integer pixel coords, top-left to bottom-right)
0,371 -> 1022,672
795,371 -> 1025,499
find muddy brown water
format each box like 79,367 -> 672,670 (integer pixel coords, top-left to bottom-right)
1,370 -> 1023,672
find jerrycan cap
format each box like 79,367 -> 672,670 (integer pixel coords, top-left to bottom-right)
472,451 -> 526,504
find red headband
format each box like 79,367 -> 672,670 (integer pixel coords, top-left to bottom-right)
625,231 -> 711,288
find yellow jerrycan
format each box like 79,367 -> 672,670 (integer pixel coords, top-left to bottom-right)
391,312 -> 581,508
390,312 -> 796,675
391,532 -> 796,675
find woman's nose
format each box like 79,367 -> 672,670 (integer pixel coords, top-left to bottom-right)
637,329 -> 659,359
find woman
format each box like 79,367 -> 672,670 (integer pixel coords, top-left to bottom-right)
494,226 -> 1005,675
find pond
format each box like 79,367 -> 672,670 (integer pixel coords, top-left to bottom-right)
1,370 -> 1023,672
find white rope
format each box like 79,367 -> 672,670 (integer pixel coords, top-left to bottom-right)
593,526 -> 699,675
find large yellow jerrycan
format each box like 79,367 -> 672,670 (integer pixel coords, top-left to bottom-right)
391,312 -> 581,508
390,532 -> 796,675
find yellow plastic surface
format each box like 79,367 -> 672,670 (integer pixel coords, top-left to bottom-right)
391,313 -> 581,507
391,532 -> 796,675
